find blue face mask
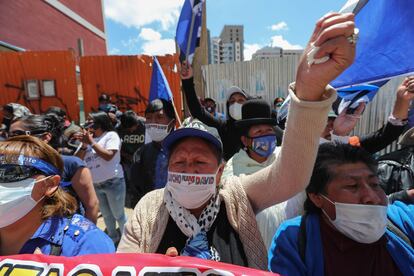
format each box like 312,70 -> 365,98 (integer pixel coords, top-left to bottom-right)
249,134 -> 277,158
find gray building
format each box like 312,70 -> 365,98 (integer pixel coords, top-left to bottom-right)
210,25 -> 244,64
252,46 -> 303,60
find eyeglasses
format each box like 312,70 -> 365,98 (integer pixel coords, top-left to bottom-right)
0,165 -> 45,183
8,130 -> 46,138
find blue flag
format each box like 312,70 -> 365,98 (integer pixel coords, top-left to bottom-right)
149,57 -> 173,102
336,84 -> 379,114
176,0 -> 204,63
332,0 -> 414,88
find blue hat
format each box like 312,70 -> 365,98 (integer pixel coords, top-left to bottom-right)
163,118 -> 222,153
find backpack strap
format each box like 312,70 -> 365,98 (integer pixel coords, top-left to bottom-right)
49,215 -> 73,256
298,214 -> 308,263
387,218 -> 412,248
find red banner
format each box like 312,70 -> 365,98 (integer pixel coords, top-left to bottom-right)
0,253 -> 278,275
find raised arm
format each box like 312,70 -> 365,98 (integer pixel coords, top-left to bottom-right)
242,12 -> 356,212
181,63 -> 225,129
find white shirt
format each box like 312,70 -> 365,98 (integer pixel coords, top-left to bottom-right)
84,131 -> 124,183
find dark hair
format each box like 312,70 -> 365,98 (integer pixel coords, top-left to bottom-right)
13,114 -> 64,148
89,111 -> 114,132
99,93 -> 111,102
46,106 -> 67,118
145,99 -> 175,120
168,137 -> 223,165
304,143 -> 378,214
120,110 -> 139,129
274,97 -> 285,105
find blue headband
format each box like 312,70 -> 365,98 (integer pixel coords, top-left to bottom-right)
0,154 -> 60,176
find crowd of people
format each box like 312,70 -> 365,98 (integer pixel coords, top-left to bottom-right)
0,12 -> 413,274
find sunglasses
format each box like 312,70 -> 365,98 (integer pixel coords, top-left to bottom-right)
8,130 -> 46,138
0,165 -> 45,183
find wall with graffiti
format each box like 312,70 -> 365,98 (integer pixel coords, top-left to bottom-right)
0,51 -> 79,121
80,54 -> 182,118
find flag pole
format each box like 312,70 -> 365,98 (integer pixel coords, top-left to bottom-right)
185,5 -> 198,61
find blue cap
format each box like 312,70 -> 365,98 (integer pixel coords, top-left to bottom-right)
163,118 -> 222,153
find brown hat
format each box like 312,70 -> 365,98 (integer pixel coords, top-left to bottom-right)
398,127 -> 414,146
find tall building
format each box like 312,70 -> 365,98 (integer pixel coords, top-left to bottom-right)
210,25 -> 244,64
0,0 -> 107,57
252,46 -> 303,60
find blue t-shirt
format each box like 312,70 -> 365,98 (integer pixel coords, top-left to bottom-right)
19,214 -> 115,255
61,155 -> 86,187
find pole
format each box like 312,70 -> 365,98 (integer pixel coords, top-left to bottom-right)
185,4 -> 197,61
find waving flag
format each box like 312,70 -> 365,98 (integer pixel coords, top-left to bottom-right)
149,57 -> 173,102
336,84 -> 380,114
176,0 -> 204,64
332,0 -> 414,88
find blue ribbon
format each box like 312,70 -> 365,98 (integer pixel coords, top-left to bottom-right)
0,154 -> 60,176
181,231 -> 212,260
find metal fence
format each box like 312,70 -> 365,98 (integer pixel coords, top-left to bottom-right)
202,58 -> 407,156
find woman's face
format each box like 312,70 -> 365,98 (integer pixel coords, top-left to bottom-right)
168,137 -> 222,180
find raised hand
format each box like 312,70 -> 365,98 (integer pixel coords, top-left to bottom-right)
333,102 -> 365,136
296,12 -> 356,101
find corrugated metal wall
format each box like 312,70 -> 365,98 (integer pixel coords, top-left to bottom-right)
352,76 -> 406,156
201,55 -> 301,114
0,51 -> 79,121
202,57 -> 406,155
80,54 -> 182,118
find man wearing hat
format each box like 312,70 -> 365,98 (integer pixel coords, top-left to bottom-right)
221,99 -> 300,249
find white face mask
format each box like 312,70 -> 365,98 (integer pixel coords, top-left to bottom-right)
229,103 -> 243,120
146,123 -> 171,142
321,195 -> 388,244
0,177 -> 50,228
166,170 -> 217,209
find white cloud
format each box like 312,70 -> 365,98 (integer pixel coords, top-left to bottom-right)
270,21 -> 288,31
139,28 -> 162,41
141,39 -> 176,56
138,28 -> 175,55
271,35 -> 302,49
244,44 -> 262,61
104,0 -> 184,31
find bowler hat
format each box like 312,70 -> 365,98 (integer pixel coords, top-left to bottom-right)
235,99 -> 277,129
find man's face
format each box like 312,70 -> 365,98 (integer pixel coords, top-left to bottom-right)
145,109 -> 171,125
310,162 -> 387,220
228,93 -> 247,105
204,100 -> 216,114
321,117 -> 336,140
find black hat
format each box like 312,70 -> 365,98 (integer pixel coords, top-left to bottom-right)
235,99 -> 277,129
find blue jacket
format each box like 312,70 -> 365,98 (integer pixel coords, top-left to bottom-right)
19,214 -> 115,256
268,201 -> 414,275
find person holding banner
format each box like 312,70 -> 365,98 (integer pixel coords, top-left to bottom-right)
118,12 -> 357,270
0,136 -> 114,256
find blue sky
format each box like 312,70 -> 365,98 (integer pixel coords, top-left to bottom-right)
104,0 -> 346,59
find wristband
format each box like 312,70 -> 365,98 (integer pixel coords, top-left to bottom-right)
388,114 -> 408,126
